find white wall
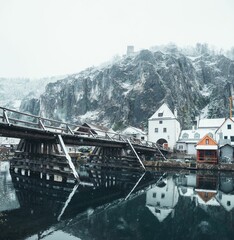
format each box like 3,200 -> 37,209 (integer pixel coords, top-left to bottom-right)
216,118 -> 234,145
148,118 -> 181,149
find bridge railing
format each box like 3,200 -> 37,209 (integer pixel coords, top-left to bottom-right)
0,107 -> 165,150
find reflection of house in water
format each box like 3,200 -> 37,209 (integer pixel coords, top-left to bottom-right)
216,176 -> 234,212
177,173 -> 234,212
195,174 -> 220,207
177,174 -> 196,200
146,176 -> 179,222
0,162 -> 20,212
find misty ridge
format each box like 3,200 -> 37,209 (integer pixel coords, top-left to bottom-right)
1,42 -> 234,131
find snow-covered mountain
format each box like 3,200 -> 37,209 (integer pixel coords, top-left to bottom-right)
0,76 -> 66,111
12,45 -> 234,129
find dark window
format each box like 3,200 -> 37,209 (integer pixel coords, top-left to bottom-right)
159,120 -> 163,124
161,193 -> 165,199
158,113 -> 163,117
228,124 -> 232,129
224,136 -> 228,139
206,139 -> 209,144
227,201 -> 231,206
141,136 -> 144,140
155,128 -> 158,133
231,136 -> 234,142
153,193 -> 156,198
163,128 -> 167,133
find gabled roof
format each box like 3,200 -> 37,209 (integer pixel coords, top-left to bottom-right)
149,103 -> 175,120
178,129 -> 215,142
146,206 -> 173,222
74,122 -> 114,136
121,126 -> 146,135
198,118 -> 225,129
197,134 -> 218,146
196,134 -> 218,150
215,117 -> 234,133
219,143 -> 233,148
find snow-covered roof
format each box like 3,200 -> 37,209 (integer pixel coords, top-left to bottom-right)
178,129 -> 215,142
215,117 -> 234,133
149,103 -> 175,120
146,206 -> 173,222
196,145 -> 218,150
198,118 -> 225,129
216,192 -> 234,212
195,190 -> 220,206
121,126 -> 146,135
74,123 -> 116,136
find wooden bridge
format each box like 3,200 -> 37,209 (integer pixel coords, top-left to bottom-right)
0,107 -> 168,180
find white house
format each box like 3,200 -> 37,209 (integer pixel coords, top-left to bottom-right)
146,176 -> 179,222
215,118 -> 234,146
121,126 -> 147,141
148,103 -> 181,150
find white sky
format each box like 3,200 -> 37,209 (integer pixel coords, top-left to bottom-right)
0,0 -> 234,78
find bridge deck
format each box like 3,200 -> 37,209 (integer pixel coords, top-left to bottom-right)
0,106 -> 168,154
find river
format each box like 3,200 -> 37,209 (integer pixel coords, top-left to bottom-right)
1,160 -> 234,240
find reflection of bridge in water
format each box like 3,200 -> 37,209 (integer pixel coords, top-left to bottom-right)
2,165 -> 234,240
0,163 -> 164,240
0,107 -> 168,179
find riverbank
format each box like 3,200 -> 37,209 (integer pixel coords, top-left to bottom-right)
143,160 -> 234,171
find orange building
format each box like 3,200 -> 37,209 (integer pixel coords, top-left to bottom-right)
196,134 -> 218,164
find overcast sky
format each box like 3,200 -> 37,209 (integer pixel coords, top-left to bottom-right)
0,0 -> 234,78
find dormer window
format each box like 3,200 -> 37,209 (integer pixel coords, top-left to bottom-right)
158,112 -> 163,117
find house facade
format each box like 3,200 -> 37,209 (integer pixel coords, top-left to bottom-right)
196,134 -> 218,164
219,144 -> 234,163
148,103 -> 181,150
215,118 -> 234,146
146,176 -> 179,222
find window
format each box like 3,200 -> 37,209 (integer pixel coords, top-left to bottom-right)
158,112 -> 163,117
159,120 -> 163,124
224,136 -> 228,139
182,133 -> 189,139
206,139 -> 209,145
155,128 -> 158,133
161,193 -> 165,199
228,124 -> 232,130
227,201 -> 231,206
179,145 -> 183,150
141,136 -> 145,140
153,193 -> 156,198
194,133 -> 200,139
231,136 -> 234,142
163,128 -> 167,133
208,132 -> 213,138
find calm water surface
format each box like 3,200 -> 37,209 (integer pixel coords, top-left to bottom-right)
1,160 -> 234,240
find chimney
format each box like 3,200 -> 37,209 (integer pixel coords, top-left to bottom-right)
174,108 -> 178,118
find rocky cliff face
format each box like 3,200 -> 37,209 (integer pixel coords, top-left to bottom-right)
20,48 -> 234,130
